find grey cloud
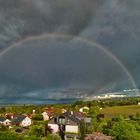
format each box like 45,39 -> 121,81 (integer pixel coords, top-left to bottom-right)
0,0 -> 140,103
0,39 -> 135,99
80,0 -> 140,82
0,0 -> 96,48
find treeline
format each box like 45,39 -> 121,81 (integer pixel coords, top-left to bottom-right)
0,104 -> 71,115
0,105 -> 44,114
0,97 -> 140,115
72,97 -> 140,108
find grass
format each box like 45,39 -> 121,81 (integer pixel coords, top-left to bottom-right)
100,105 -> 140,118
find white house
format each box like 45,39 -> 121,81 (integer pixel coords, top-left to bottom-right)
48,112 -> 81,139
0,117 -> 11,126
12,115 -> 32,127
42,107 -> 54,121
42,112 -> 49,121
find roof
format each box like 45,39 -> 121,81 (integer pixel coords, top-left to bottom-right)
44,107 -> 54,112
5,113 -> 14,119
73,112 -> 85,119
12,115 -> 27,124
63,111 -> 85,119
48,112 -> 81,125
42,111 -> 53,117
0,117 -> 6,122
61,112 -> 81,124
48,111 -> 87,125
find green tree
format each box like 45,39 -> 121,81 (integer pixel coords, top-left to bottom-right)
103,116 -> 140,140
28,125 -> 44,137
0,124 -> 8,131
80,121 -> 86,140
0,131 -> 23,140
32,114 -> 43,121
89,106 -> 99,117
24,135 -> 40,140
46,134 -> 61,140
109,121 -> 140,140
0,107 -> 6,114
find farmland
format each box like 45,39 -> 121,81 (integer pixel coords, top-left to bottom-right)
100,105 -> 140,118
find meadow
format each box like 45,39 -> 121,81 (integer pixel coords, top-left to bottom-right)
100,104 -> 140,118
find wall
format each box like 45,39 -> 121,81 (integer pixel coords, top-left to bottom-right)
48,124 -> 59,133
21,117 -> 32,127
66,125 -> 79,134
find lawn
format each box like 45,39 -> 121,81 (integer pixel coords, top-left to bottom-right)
100,105 -> 140,118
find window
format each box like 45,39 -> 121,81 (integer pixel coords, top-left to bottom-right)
67,119 -> 70,124
58,117 -> 66,125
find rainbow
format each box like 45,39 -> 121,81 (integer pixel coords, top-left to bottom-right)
0,33 -> 138,92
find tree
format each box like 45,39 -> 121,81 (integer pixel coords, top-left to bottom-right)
0,107 -> 6,114
112,115 -> 125,122
89,106 -> 99,117
0,124 -> 8,131
103,116 -> 140,140
32,114 -> 43,121
109,121 -> 140,140
46,134 -> 61,140
80,121 -> 86,140
28,125 -> 44,137
0,131 -> 23,140
24,135 -> 40,140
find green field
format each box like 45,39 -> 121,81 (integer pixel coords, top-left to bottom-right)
100,105 -> 140,118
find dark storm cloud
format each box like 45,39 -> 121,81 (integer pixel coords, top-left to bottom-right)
0,0 -> 96,48
80,0 -> 140,82
0,0 -> 140,102
0,39 -> 135,100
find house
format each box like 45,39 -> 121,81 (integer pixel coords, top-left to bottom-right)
12,115 -> 32,127
44,107 -> 54,115
42,107 -> 54,121
48,112 -> 81,140
0,117 -> 11,126
71,111 -> 91,124
42,112 -> 50,121
5,113 -> 14,120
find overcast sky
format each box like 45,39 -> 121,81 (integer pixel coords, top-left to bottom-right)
0,0 -> 140,103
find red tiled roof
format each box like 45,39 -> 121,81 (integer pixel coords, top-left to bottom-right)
44,107 -> 54,112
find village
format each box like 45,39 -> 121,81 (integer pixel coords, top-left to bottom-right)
0,103 -> 112,140
1,98 -> 140,140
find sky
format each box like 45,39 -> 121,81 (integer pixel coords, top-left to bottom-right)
0,0 -> 140,104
